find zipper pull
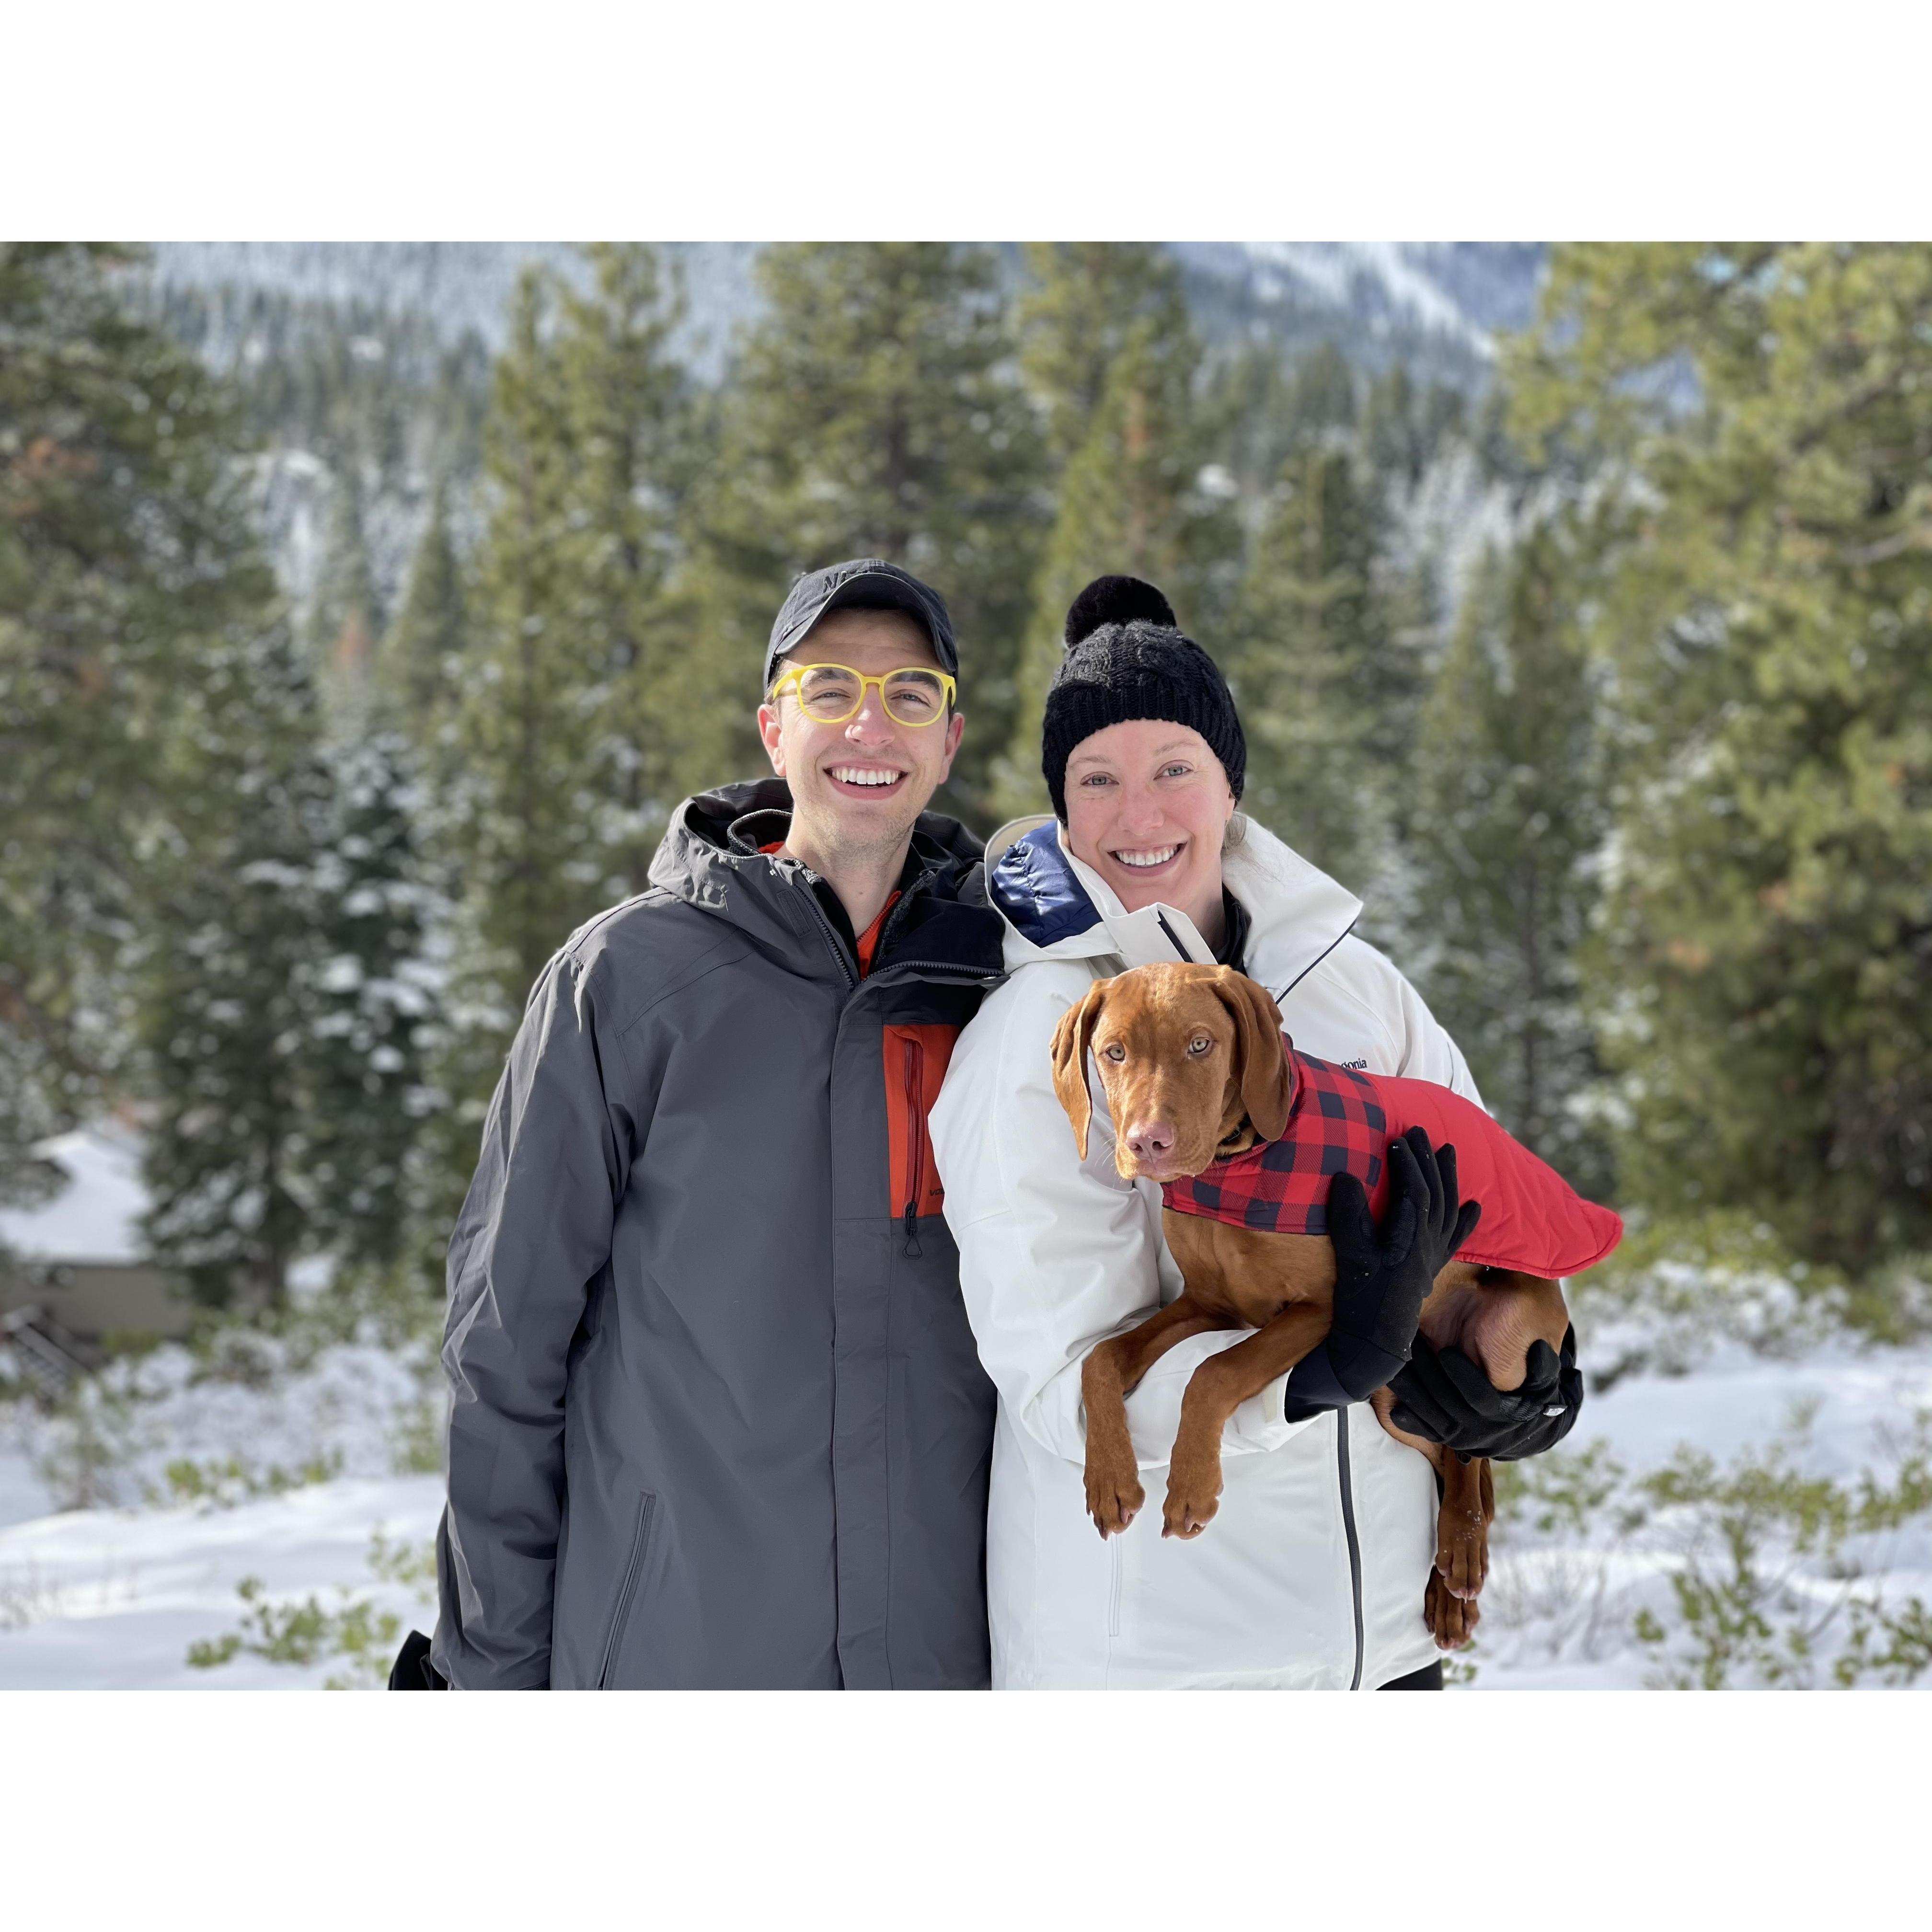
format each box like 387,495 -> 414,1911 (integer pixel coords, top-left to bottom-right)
902,1203 -> 922,1257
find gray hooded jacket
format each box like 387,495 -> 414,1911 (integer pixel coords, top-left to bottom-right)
432,778 -> 1006,1689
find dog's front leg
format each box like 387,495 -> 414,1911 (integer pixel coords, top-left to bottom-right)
1436,1452 -> 1493,1600
1080,1294 -> 1228,1538
1162,1302 -> 1332,1539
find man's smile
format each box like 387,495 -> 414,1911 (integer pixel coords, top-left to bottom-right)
826,762 -> 908,794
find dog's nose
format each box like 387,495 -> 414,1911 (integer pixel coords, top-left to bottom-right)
1125,1119 -> 1176,1162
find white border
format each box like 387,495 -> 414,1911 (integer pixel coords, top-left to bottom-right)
8,3 -> 1931,239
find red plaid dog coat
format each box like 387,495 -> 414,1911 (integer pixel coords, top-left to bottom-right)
1162,1040 -> 1622,1280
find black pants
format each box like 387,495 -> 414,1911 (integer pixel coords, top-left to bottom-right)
1377,1660 -> 1444,1690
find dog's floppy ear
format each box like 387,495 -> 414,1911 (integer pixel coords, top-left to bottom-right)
1049,980 -> 1111,1161
1211,966 -> 1291,1143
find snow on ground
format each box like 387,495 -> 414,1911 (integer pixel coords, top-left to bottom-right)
0,1440 -> 54,1530
4,1263 -> 1932,1690
0,1319 -> 447,1689
3,1330 -> 437,1512
0,1475 -> 442,1689
1467,1274 -> 1932,1690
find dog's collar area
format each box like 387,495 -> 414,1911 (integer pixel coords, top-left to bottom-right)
1207,1036 -> 1301,1164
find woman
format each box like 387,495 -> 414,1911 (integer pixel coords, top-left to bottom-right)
929,575 -> 1578,1689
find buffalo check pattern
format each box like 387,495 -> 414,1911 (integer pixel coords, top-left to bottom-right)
1162,1044 -> 1386,1236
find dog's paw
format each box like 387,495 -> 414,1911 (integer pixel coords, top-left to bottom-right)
1084,1458 -> 1145,1539
1435,1507 -> 1490,1600
1425,1570 -> 1481,1649
1161,1446 -> 1224,1540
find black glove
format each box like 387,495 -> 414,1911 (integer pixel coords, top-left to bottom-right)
387,1628 -> 449,1690
1387,1324 -> 1584,1460
1282,1127 -> 1483,1423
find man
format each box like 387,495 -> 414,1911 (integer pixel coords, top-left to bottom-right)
426,559 -> 1007,1689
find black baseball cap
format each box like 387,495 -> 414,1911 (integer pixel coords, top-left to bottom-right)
763,558 -> 958,692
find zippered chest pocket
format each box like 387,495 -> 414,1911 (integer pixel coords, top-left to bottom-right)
883,1023 -> 960,1250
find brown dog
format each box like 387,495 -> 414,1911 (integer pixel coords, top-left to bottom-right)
1050,961 -> 1575,1647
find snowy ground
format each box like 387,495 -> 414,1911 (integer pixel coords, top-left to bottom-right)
1471,1331 -> 1932,1690
4,1263 -> 1931,1690
0,1474 -> 443,1688
0,1323 -> 448,1689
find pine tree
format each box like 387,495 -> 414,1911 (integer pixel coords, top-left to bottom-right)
1508,242 -> 1932,1264
443,266 -> 600,1006
138,667 -> 442,1305
432,244 -> 704,1237
1019,243 -> 1193,470
1210,338 -> 1358,506
134,615 -> 334,1308
1224,441 -> 1415,901
1363,363 -> 1427,489
1405,530 -> 1610,1191
378,473 -> 468,764
545,243 -> 714,884
291,729 -> 437,1274
693,242 -> 1047,827
999,246 -> 1239,819
0,242 -> 285,1179
310,462 -> 380,695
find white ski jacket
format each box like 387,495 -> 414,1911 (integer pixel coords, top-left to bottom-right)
930,815 -> 1482,1689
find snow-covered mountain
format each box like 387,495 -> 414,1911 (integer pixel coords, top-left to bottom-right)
147,241 -> 1544,380
1172,242 -> 1545,382
147,242 -> 761,378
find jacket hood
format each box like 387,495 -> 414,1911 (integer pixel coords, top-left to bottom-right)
649,777 -> 1000,978
984,813 -> 1362,992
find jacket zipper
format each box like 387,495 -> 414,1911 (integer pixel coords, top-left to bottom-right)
792,876 -> 858,990
1335,1411 -> 1365,1690
865,958 -> 1003,986
901,1035 -> 925,1256
1107,1535 -> 1124,1639
598,1493 -> 657,1690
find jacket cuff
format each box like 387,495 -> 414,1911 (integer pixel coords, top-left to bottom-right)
1281,1344 -> 1352,1420
1282,1336 -> 1409,1421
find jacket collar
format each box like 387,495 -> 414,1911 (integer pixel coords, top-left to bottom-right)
649,777 -> 1003,982
985,813 -> 1361,995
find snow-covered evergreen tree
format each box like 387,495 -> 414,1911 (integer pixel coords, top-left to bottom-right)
135,615 -> 333,1308
292,730 -> 439,1274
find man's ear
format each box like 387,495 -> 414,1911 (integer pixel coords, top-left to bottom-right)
936,709 -> 964,784
758,702 -> 785,776
1049,980 -> 1110,1161
1212,967 -> 1290,1143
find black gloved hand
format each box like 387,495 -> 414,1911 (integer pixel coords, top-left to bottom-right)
1282,1127 -> 1483,1424
387,1628 -> 449,1690
1387,1323 -> 1584,1460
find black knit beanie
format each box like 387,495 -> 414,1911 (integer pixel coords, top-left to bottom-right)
1041,575 -> 1246,821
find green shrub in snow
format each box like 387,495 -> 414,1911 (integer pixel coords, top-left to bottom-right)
185,1528 -> 436,1690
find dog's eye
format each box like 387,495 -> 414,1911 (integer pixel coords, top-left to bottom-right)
1103,1043 -> 1127,1064
1188,1036 -> 1213,1055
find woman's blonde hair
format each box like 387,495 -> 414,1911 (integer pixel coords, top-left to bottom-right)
1222,812 -> 1249,855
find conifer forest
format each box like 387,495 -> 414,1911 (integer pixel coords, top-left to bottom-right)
4,242 -> 1932,1688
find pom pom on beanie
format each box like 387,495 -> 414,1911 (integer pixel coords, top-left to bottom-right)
1063,574 -> 1177,644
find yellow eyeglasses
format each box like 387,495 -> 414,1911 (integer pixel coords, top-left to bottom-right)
768,662 -> 957,727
